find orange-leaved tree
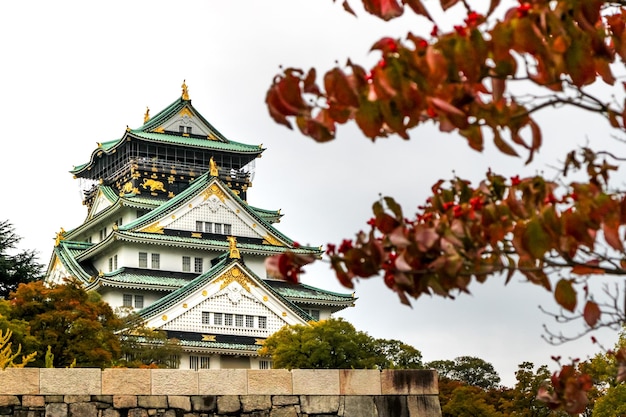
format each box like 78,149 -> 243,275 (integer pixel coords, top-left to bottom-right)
264,1 -> 626,414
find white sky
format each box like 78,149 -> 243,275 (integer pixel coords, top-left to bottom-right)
0,0 -> 622,386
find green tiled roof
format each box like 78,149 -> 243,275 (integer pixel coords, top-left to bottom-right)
139,257 -> 314,323
71,97 -> 263,175
99,268 -> 191,289
267,280 -> 354,304
129,130 -> 261,153
119,173 -> 318,253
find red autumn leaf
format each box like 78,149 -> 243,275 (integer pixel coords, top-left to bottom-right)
362,0 -> 403,21
439,0 -> 460,11
324,68 -> 359,108
583,300 -> 601,327
571,261 -> 604,275
555,278 -> 577,312
493,129 -> 520,157
341,0 -> 357,16
602,219 -> 624,252
402,0 -> 433,21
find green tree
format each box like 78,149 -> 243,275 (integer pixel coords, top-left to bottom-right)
427,356 -> 501,390
371,337 -> 423,369
260,317 -> 421,369
593,383 -> 626,417
508,362 -> 561,417
117,312 -> 182,368
441,384 -> 504,417
0,220 -> 42,299
7,279 -> 123,368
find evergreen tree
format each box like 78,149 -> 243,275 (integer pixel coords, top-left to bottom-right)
0,220 -> 42,299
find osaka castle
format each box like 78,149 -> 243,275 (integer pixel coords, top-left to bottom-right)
44,82 -> 355,370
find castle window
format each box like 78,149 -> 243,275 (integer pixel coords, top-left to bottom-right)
258,316 -> 267,329
223,224 -> 232,235
179,125 -> 184,133
259,360 -> 271,369
194,257 -> 203,273
108,255 -> 118,272
224,314 -> 233,326
195,221 -> 203,232
182,256 -> 191,272
214,223 -> 222,234
99,227 -> 107,241
213,313 -> 223,325
246,315 -> 254,328
190,355 -> 210,370
185,126 -> 192,134
134,295 -> 144,309
139,252 -> 148,268
123,294 -> 133,307
108,257 -> 113,272
86,236 -> 92,243
307,309 -> 320,321
204,222 -> 212,233
151,253 -> 160,269
202,311 -> 210,325
235,314 -> 244,327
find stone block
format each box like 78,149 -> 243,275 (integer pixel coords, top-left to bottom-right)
339,370 -> 381,395
299,395 -> 340,414
40,369 -> 101,395
190,395 -> 216,412
151,370 -> 198,395
64,395 -> 91,403
0,368 -> 39,394
45,402 -> 68,417
22,395 -> 45,407
374,396 -> 409,417
113,395 -> 138,408
343,396 -> 378,417
0,395 -> 20,407
241,395 -> 271,412
128,409 -> 149,417
69,402 -> 98,417
167,396 -> 191,411
198,369 -> 247,395
269,406 -> 299,417
381,370 -> 438,395
103,369 -> 151,395
102,409 -> 121,417
407,395 -> 442,417
292,370 -> 339,395
137,395 -> 167,409
216,395 -> 240,414
272,396 -> 299,406
248,370 -> 292,395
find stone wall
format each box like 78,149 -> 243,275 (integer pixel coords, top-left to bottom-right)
0,368 -> 441,417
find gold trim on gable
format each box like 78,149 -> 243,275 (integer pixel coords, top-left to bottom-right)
262,235 -> 283,246
255,339 -> 265,345
140,223 -> 164,234
152,127 -> 165,133
180,107 -> 193,118
202,184 -> 226,202
215,265 -> 257,292
202,335 -> 216,342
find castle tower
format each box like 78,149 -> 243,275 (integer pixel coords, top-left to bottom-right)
45,84 -> 355,369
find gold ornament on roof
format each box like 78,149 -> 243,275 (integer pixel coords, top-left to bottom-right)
209,157 -> 219,177
54,228 -> 66,246
227,236 -> 241,259
144,107 -> 150,124
181,80 -> 190,100
215,265 -> 256,292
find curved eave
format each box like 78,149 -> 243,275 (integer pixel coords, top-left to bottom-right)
177,341 -> 261,356
95,276 -> 183,292
49,241 -> 95,284
75,230 -> 321,263
123,174 -> 310,251
71,129 -> 263,177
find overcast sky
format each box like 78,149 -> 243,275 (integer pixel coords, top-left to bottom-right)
0,0 -> 622,386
